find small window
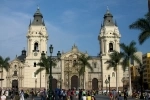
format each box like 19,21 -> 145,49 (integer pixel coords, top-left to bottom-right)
94,63 -> 97,68
34,62 -> 36,67
112,72 -> 115,77
13,71 -> 17,76
36,20 -> 38,22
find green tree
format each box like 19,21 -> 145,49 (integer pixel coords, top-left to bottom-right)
73,54 -> 93,89
120,41 -> 140,95
35,56 -> 57,89
129,12 -> 150,44
0,56 -> 10,87
105,51 -> 123,92
35,56 -> 57,75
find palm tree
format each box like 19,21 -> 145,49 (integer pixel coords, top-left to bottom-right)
73,54 -> 93,89
105,51 -> 123,92
0,56 -> 10,88
129,12 -> 150,44
35,56 -> 56,88
120,41 -> 141,96
35,56 -> 56,75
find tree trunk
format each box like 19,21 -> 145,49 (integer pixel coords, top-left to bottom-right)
83,72 -> 85,89
116,64 -> 118,92
46,74 -> 49,89
128,60 -> 132,96
1,68 -> 3,89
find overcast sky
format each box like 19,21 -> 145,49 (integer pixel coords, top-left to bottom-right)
0,0 -> 148,60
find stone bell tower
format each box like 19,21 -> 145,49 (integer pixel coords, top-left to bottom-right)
98,9 -> 123,90
26,7 -> 48,65
24,7 -> 48,88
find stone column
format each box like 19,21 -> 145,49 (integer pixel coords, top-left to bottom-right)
61,59 -> 64,89
104,40 -> 107,53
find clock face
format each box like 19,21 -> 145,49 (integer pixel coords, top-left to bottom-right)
34,52 -> 38,56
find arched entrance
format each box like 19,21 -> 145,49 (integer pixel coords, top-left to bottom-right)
92,78 -> 98,90
12,80 -> 18,89
71,75 -> 78,89
52,79 -> 57,90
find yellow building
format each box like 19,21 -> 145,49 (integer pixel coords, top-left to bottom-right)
142,53 -> 150,88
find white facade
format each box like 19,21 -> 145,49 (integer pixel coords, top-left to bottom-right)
1,8 -> 123,90
98,10 -> 123,90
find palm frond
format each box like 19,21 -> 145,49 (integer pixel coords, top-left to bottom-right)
121,56 -> 128,72
129,41 -> 136,47
35,67 -> 45,75
129,18 -> 150,31
86,62 -> 93,72
106,60 -> 116,70
79,66 -> 84,75
131,54 -> 142,65
139,31 -> 150,44
0,56 -> 10,72
36,56 -> 57,75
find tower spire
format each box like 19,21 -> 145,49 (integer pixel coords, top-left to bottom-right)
106,6 -> 110,13
37,5 -> 40,10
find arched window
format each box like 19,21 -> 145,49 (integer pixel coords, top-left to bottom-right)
34,42 -> 39,52
13,71 -> 17,76
109,43 -> 113,52
112,72 -> 115,77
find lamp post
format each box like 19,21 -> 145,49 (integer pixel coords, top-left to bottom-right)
48,44 -> 53,100
57,51 -> 61,89
35,79 -> 37,95
41,51 -> 46,88
137,64 -> 144,99
105,79 -> 109,94
48,44 -> 61,100
108,75 -> 110,93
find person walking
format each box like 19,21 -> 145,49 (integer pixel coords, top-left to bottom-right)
13,92 -> 20,100
124,90 -> 128,100
1,92 -> 6,100
20,90 -> 24,100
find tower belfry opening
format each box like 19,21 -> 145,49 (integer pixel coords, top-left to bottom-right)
34,42 -> 39,52
109,43 -> 113,52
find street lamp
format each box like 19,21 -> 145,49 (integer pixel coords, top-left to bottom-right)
48,44 -> 61,100
57,51 -> 61,89
137,64 -> 145,99
35,79 -> 37,95
40,51 -> 46,88
108,75 -> 110,93
105,79 -> 109,93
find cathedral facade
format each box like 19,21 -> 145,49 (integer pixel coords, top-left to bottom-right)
1,8 -> 123,91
